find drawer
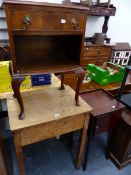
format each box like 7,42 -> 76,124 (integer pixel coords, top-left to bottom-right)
81,57 -> 109,66
83,46 -> 112,57
12,10 -> 85,31
81,58 -> 99,66
83,47 -> 100,57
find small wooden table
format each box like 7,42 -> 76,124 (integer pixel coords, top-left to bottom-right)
7,86 -> 92,175
80,89 -> 125,170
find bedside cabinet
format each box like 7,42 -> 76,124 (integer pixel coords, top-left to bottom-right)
80,89 -> 125,170
81,44 -> 113,66
108,109 -> 131,169
4,0 -> 88,119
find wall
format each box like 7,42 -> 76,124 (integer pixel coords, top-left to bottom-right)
86,0 -> 131,45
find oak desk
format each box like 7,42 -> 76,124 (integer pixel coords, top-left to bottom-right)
7,86 -> 92,175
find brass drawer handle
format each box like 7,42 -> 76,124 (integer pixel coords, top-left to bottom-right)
23,15 -> 32,25
71,18 -> 79,30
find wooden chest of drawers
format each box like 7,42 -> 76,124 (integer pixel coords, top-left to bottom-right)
4,1 -> 88,74
81,44 -> 113,66
4,0 -> 88,119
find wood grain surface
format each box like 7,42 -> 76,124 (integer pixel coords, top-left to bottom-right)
7,85 -> 92,131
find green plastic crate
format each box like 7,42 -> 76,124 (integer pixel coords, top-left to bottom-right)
86,62 -> 125,85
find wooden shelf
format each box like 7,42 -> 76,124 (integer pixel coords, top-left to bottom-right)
16,56 -> 80,74
72,3 -> 116,16
88,4 -> 116,16
13,30 -> 83,36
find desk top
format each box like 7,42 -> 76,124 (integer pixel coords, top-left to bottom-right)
7,85 -> 92,131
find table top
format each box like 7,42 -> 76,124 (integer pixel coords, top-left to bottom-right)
80,89 -> 125,117
7,85 -> 92,131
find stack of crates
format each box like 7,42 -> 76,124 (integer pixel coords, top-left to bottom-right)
0,61 -> 31,93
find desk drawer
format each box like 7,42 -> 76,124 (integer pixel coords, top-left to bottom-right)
20,113 -> 87,146
12,10 -> 85,31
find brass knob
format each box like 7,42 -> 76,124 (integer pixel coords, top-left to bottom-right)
71,18 -> 79,30
23,15 -> 32,25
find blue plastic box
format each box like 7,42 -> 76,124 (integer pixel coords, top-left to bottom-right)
31,74 -> 51,86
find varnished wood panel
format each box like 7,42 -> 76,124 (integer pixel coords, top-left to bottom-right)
4,1 -> 88,74
7,85 -> 92,131
81,45 -> 113,66
12,10 -> 85,31
20,114 -> 86,146
0,142 -> 8,175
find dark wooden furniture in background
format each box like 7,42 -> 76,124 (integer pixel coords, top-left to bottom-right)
0,116 -> 11,175
81,44 -> 113,67
0,46 -> 10,61
0,140 -> 9,175
4,0 -> 89,119
72,2 -> 116,34
117,65 -> 131,108
79,89 -> 125,170
108,109 -> 131,169
107,65 -> 131,169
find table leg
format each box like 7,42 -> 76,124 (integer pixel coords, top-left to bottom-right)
59,73 -> 65,90
14,132 -> 26,175
12,76 -> 25,120
75,113 -> 89,169
83,135 -> 92,171
75,69 -> 85,106
83,116 -> 96,171
106,131 -> 112,159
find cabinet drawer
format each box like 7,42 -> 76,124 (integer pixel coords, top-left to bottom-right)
81,57 -> 108,66
81,58 -> 99,66
12,10 -> 85,31
83,46 -> 112,57
83,47 -> 100,57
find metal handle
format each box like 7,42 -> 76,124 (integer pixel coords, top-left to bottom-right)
23,15 -> 32,25
71,18 -> 79,30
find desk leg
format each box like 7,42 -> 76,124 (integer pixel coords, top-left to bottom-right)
75,114 -> 89,169
14,132 -> 26,175
83,115 -> 96,171
59,73 -> 65,90
83,135 -> 92,171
